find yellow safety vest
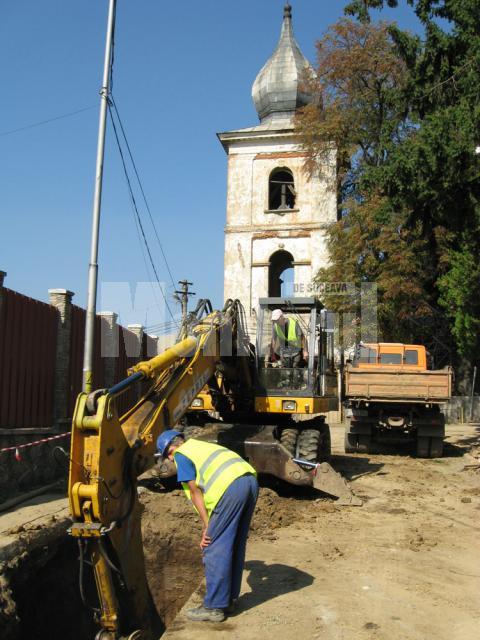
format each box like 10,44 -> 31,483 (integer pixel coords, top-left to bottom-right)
174,439 -> 256,516
275,317 -> 301,347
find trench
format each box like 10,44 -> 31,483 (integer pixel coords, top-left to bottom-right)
1,483 -> 314,640
2,534 -> 203,640
1,490 -> 205,640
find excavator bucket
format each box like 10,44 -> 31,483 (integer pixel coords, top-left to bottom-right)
157,423 -> 362,505
312,462 -> 362,506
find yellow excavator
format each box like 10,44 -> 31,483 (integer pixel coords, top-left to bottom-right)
68,298 -> 357,640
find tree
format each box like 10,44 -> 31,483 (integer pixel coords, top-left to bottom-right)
344,0 -> 480,369
297,19 -> 409,199
299,2 -> 480,376
296,19 -> 430,342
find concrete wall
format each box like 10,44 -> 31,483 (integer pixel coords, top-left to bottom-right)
443,396 -> 480,423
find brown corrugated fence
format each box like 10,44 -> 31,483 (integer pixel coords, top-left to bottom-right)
0,288 -> 58,429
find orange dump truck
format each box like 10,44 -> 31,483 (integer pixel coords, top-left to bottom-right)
344,343 -> 452,457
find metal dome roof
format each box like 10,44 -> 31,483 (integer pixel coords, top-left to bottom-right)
252,4 -> 314,123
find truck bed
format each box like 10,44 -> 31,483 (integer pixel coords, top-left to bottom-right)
345,365 -> 452,403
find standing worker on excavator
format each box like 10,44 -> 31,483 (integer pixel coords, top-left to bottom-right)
271,308 -> 308,365
156,430 -> 259,622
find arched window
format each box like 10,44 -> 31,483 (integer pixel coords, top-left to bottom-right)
268,168 -> 296,210
269,250 -> 294,297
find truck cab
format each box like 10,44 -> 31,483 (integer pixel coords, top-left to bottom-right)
352,343 -> 428,370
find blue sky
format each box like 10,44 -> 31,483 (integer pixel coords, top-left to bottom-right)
0,1 -> 424,331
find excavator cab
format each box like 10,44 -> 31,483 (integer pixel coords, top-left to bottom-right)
254,297 -> 337,414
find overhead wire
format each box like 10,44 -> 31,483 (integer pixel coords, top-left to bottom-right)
109,95 -> 177,292
105,0 -> 178,329
0,105 -> 97,138
107,103 -> 178,324
130,195 -> 169,325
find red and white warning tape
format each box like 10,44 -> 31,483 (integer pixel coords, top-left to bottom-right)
0,431 -> 70,461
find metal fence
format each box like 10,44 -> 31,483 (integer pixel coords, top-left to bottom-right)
0,282 -> 160,505
0,288 -> 58,430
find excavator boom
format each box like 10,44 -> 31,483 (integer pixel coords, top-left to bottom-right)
68,300 -> 357,639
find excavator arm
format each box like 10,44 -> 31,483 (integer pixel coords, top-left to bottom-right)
68,307 -> 240,639
67,299 -> 358,639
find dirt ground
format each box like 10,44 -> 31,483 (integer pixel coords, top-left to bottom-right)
141,422 -> 480,639
1,422 -> 479,639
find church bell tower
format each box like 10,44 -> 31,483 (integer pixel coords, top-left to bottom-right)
218,3 -> 336,335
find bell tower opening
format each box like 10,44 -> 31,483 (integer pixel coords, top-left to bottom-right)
269,250 -> 294,297
269,168 -> 296,210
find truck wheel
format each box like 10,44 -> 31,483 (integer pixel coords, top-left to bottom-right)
344,430 -> 371,454
344,430 -> 357,453
429,437 -> 444,458
280,428 -> 298,455
417,435 -> 444,458
356,434 -> 371,453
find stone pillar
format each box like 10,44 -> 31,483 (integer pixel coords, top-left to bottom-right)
98,312 -> 118,388
0,271 -> 6,320
48,289 -> 74,428
127,324 -> 144,360
127,324 -> 144,401
147,334 -> 159,358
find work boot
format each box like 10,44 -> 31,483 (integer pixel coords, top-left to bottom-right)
186,606 -> 225,622
224,598 -> 238,614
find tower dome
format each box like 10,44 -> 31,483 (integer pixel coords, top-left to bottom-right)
252,3 -> 314,123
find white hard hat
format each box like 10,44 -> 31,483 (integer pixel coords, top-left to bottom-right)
271,309 -> 283,321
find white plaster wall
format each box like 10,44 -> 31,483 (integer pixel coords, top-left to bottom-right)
251,265 -> 268,307
224,232 -> 251,307
226,154 -> 254,226
311,230 -> 330,275
222,127 -> 336,316
252,236 -> 310,263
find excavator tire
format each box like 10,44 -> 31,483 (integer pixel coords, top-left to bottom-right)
297,427 -> 331,463
280,428 -> 299,455
182,425 -> 204,440
321,426 -> 332,461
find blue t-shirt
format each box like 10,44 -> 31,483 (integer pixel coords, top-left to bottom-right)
174,452 -> 196,483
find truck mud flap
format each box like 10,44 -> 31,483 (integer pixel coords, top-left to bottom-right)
347,421 -> 372,435
417,425 -> 445,437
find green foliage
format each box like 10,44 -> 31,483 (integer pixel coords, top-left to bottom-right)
438,240 -> 480,359
300,1 -> 480,372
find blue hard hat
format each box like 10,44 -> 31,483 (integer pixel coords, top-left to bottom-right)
156,429 -> 183,458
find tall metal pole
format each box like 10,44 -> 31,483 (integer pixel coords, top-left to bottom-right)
82,0 -> 117,392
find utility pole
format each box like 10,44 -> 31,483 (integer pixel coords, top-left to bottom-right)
175,280 -> 195,339
82,0 -> 117,393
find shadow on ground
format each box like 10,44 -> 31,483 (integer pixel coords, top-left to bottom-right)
230,559 -> 314,615
331,456 -> 384,481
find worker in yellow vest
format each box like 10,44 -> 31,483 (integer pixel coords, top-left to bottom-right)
271,308 -> 308,365
156,430 -> 258,622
